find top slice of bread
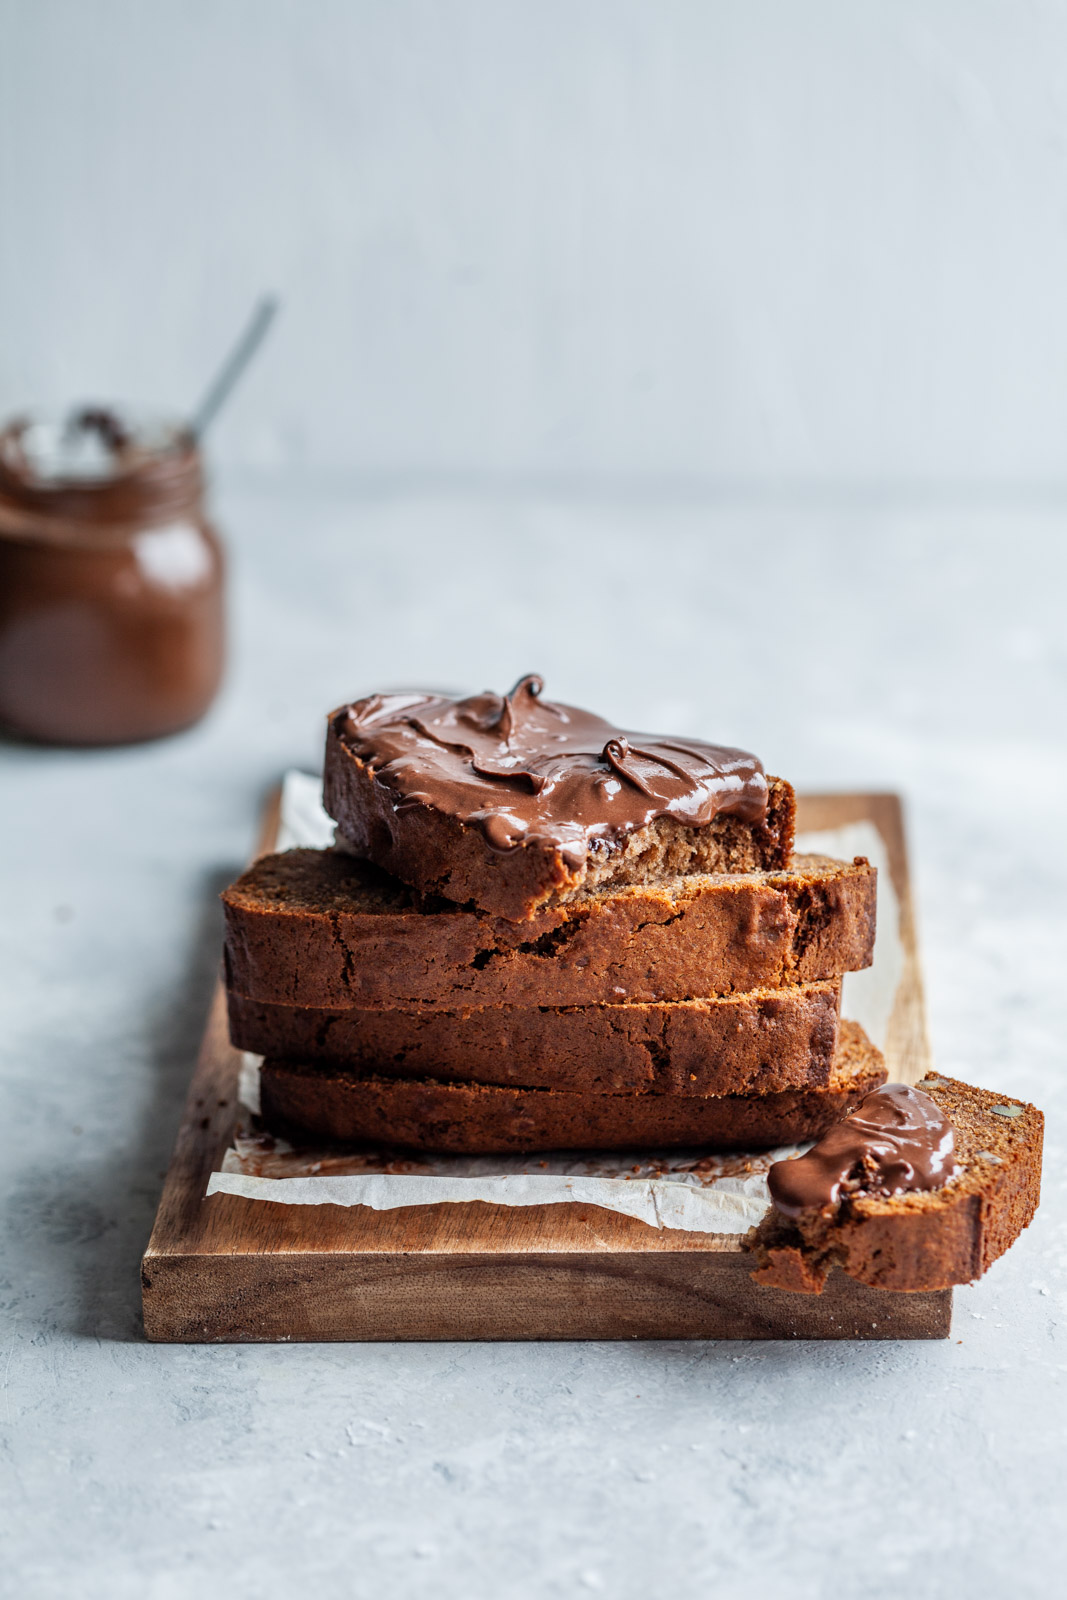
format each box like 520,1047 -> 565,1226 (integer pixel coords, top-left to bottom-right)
746,1075 -> 1043,1293
323,715 -> 796,920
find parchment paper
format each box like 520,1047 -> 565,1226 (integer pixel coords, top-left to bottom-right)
206,772 -> 903,1232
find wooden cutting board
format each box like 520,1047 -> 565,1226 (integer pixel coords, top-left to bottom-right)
141,791 -> 950,1342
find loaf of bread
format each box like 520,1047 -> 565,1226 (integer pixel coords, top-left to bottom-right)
228,979 -> 841,1097
323,677 -> 796,920
222,849 -> 874,1011
747,1075 -> 1043,1293
258,1019 -> 885,1155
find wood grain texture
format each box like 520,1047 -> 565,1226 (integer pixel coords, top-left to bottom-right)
142,789 -> 947,1342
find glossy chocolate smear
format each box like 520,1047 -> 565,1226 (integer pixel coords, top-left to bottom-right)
336,675 -> 768,860
768,1084 -> 957,1219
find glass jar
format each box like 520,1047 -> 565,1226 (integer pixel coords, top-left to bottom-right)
0,409 -> 225,745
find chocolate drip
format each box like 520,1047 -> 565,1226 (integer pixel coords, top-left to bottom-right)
767,1083 -> 957,1218
71,407 -> 134,456
336,674 -> 768,859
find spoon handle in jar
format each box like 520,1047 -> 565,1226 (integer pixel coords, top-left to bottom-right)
192,296 -> 279,439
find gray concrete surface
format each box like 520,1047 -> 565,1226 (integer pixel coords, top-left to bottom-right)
2,489 -> 1065,1597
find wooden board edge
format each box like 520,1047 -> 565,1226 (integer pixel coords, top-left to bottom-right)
143,784 -> 285,1260
142,1248 -> 953,1343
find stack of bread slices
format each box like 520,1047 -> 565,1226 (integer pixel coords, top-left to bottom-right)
219,678 -> 1042,1293
223,678 -> 886,1156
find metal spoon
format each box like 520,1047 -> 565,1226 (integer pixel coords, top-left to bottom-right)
191,296 -> 279,439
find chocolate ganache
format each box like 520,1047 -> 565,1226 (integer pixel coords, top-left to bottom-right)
767,1083 -> 957,1218
335,675 -> 769,860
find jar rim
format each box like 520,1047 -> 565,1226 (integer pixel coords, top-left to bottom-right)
0,407 -> 204,537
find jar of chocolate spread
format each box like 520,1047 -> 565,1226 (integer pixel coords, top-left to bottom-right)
0,408 -> 225,745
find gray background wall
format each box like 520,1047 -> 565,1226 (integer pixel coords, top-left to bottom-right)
4,0 -> 1067,490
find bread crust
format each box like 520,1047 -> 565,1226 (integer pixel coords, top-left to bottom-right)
228,980 -> 841,1096
323,715 -> 796,920
222,849 -> 875,1012
746,1076 -> 1043,1292
257,1019 -> 885,1155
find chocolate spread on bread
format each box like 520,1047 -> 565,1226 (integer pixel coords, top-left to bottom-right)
767,1083 -> 957,1218
749,1077 -> 1041,1293
334,674 -> 768,861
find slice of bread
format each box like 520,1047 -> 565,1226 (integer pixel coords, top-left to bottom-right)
746,1075 -> 1043,1293
257,1019 -> 885,1156
324,712 -> 796,921
228,980 -> 841,1097
222,849 -> 875,1011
